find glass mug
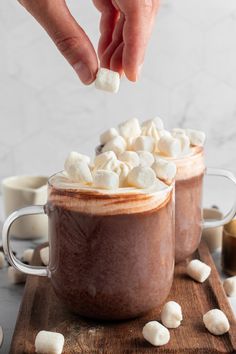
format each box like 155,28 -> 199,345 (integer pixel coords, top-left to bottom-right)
3,172 -> 175,320
173,147 -> 236,263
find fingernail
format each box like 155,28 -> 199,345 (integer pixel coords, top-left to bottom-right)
73,62 -> 93,84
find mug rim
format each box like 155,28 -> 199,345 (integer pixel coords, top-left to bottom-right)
2,175 -> 48,192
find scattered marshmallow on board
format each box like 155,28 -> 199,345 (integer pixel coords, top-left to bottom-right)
23,249 -> 34,264
40,247 -> 50,266
223,276 -> 236,297
35,330 -> 65,354
187,259 -> 211,283
142,321 -> 170,347
0,252 -> 5,269
203,309 -> 230,335
161,301 -> 183,328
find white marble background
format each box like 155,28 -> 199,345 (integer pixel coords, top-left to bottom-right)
0,0 -> 236,181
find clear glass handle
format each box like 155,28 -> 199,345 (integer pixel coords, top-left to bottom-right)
203,168 -> 236,229
2,205 -> 49,277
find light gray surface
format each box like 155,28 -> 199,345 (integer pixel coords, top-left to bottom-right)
0,178 -> 236,353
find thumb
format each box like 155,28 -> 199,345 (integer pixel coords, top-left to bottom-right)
19,0 -> 98,84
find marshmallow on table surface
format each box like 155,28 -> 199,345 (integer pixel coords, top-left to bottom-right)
102,136 -> 127,155
118,118 -> 141,139
223,276 -> 236,297
127,166 -> 156,189
0,252 -> 5,269
100,128 -> 119,145
40,247 -> 49,266
152,158 -> 177,181
133,136 -> 155,153
187,259 -> 211,283
161,301 -> 183,329
23,249 -> 34,264
142,321 -> 170,347
95,68 -> 120,93
118,151 -> 140,168
137,151 -> 155,167
203,309 -> 230,335
186,129 -> 206,147
93,170 -> 119,190
35,330 -> 65,354
158,135 -> 181,157
8,266 -> 26,284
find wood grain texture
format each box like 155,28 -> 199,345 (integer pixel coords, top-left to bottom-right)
10,241 -> 236,353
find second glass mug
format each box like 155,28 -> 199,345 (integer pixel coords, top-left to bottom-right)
3,173 -> 175,320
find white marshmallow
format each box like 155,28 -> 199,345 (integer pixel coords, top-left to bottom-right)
137,151 -> 155,167
40,246 -> 49,266
93,170 -> 119,190
186,129 -> 206,147
118,151 -> 140,168
23,249 -> 34,264
119,118 -> 141,139
126,137 -> 136,150
65,159 -> 93,184
95,68 -> 120,93
158,135 -> 181,157
64,151 -> 90,168
187,259 -> 211,283
94,151 -> 118,172
172,128 -> 185,135
127,166 -> 156,189
133,136 -> 155,153
158,129 -> 172,138
142,117 -> 164,130
203,309 -> 230,335
0,251 -> 5,269
35,330 -> 65,354
142,321 -> 170,347
100,128 -> 119,145
172,130 -> 190,154
102,136 -> 127,155
161,301 -> 183,329
152,158 -> 177,181
114,161 -> 131,187
223,276 -> 236,297
141,121 -> 160,142
8,266 -> 26,284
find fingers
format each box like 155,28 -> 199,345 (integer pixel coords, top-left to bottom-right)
18,0 -> 98,84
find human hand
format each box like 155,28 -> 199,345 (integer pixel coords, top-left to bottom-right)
18,0 -> 159,84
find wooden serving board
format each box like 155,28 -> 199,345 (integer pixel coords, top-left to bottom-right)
10,241 -> 236,353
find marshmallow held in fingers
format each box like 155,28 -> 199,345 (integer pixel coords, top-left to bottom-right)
187,259 -> 211,283
133,136 -> 155,153
0,252 -> 5,269
93,170 -> 119,190
152,159 -> 177,181
203,309 -> 230,335
35,330 -> 65,354
161,301 -> 183,328
95,68 -> 120,93
127,166 -> 156,189
8,266 -> 26,284
40,247 -> 49,266
186,129 -> 206,147
118,151 -> 140,168
102,136 -> 127,155
223,276 -> 236,297
23,249 -> 34,264
119,118 -> 141,139
142,321 -> 170,347
100,128 -> 119,145
158,135 -> 181,157
137,151 -> 155,167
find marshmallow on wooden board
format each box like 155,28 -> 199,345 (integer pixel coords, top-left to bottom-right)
137,151 -> 155,167
0,252 -> 5,269
93,170 -> 119,190
127,166 -> 156,189
157,135 -> 181,158
35,330 -> 65,354
142,117 -> 164,131
186,129 -> 206,147
142,321 -> 170,347
152,158 -> 177,181
118,151 -> 140,168
223,276 -> 236,297
100,128 -> 119,145
118,118 -> 141,139
23,249 -> 34,264
102,136 -> 127,155
8,266 -> 26,284
203,309 -> 230,335
133,136 -> 155,153
187,259 -> 211,283
95,68 -> 120,93
161,301 -> 183,328
40,247 -> 49,266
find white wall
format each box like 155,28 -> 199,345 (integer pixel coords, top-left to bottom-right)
1,0 -> 236,181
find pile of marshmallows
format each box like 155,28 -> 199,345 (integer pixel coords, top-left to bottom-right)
64,117 -> 206,190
